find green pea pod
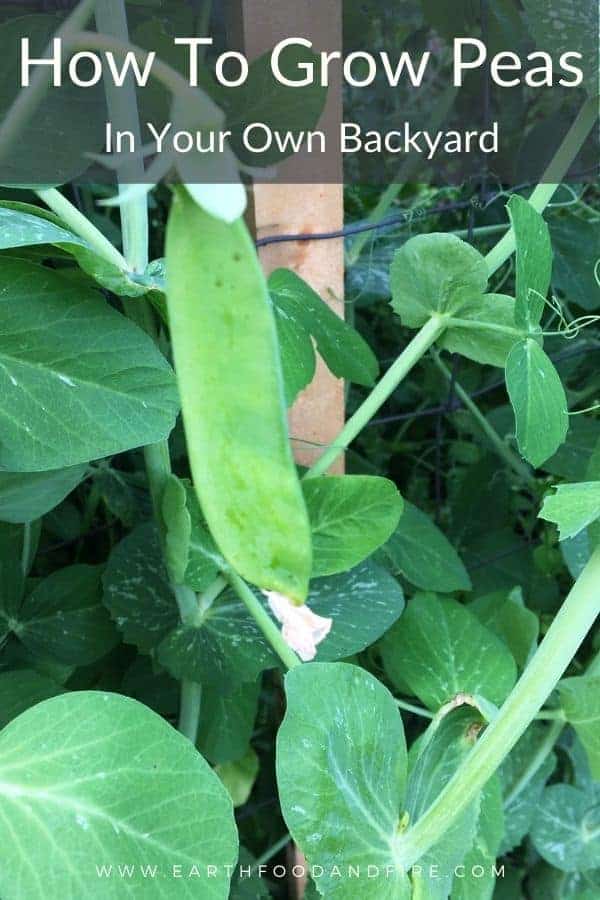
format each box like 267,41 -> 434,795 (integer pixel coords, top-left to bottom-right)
165,188 -> 312,602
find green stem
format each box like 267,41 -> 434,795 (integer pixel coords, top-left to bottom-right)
432,352 -> 536,487
252,834 -> 291,870
397,547 -> 600,867
177,682 -> 202,744
95,0 -> 202,740
0,0 -> 97,167
503,720 -> 564,808
305,315 -> 446,477
227,572 -> 301,670
20,523 -> 32,578
35,187 -> 128,271
396,699 -> 434,719
485,99 -> 597,278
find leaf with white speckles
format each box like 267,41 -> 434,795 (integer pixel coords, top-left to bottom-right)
381,593 -> 517,711
0,692 -> 238,899
531,783 -> 600,872
0,260 -> 179,471
559,676 -> 600,779
277,663 -> 411,899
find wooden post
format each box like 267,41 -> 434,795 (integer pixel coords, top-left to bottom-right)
239,0 -> 345,471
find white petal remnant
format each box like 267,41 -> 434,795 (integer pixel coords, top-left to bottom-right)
263,591 -> 332,662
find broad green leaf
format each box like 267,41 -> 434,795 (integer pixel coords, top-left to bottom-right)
377,501 -> 471,592
156,589 -> 278,692
0,692 -> 238,899
277,663 -> 411,899
499,724 -> 557,854
539,482 -> 600,541
102,523 -> 179,653
0,669 -> 64,729
184,482 -> 225,590
0,465 -> 87,524
166,190 -> 312,602
231,847 -> 272,899
407,709 -> 484,899
303,475 -> 403,576
451,777 -> 504,900
0,523 -> 26,628
381,593 -> 517,710
505,338 -> 569,467
269,268 -> 378,404
470,588 -> 539,670
121,656 -> 178,717
0,260 -> 179,471
507,195 -> 552,330
532,783 -> 600,872
0,203 -> 147,298
310,560 -> 405,661
390,233 -> 488,328
562,529 -> 592,579
522,0 -> 598,93
440,293 -> 521,367
551,214 -> 600,311
197,681 -> 261,765
559,676 -> 600,779
543,419 -> 600,480
8,565 -> 118,666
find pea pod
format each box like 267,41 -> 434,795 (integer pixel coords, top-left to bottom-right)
165,188 -> 312,602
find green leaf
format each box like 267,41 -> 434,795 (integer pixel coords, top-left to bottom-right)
310,561 -> 405,661
102,523 -> 179,653
531,783 -> 600,872
303,475 -> 403,577
8,565 -> 119,666
381,593 -> 517,710
161,475 -> 192,585
543,419 -> 600,480
184,482 -> 225,590
522,0 -> 598,93
406,709 -> 487,899
277,662 -> 411,899
440,293 -> 521,367
197,681 -> 261,765
0,260 -> 179,471
269,268 -> 378,404
377,501 -> 471,592
559,676 -> 600,779
469,588 -> 539,670
0,669 -> 64,729
0,692 -> 238,898
390,233 -> 488,328
216,747 -> 259,807
539,482 -> 600,541
499,724 -> 557,854
507,195 -> 552,331
505,338 -> 569,467
0,465 -> 87,524
451,777 -> 504,900
166,189 -> 311,602
0,203 -> 147,299
551,214 -> 600,312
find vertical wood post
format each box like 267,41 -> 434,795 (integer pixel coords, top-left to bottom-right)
239,0 -> 345,471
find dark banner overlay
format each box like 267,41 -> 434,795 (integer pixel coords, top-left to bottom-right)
0,0 -> 597,187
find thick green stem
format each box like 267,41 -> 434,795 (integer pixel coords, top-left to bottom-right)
305,315 -> 446,477
36,188 -> 128,271
177,682 -> 202,744
227,572 -> 301,671
397,547 -> 600,867
432,352 -> 536,487
485,99 -> 597,278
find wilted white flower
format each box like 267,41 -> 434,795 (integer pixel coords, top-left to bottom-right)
263,591 -> 332,662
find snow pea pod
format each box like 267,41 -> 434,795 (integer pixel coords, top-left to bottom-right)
165,189 -> 312,602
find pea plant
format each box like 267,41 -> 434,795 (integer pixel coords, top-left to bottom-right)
0,4 -> 599,900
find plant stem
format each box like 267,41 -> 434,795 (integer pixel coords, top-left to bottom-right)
95,0 -> 202,739
396,699 -> 434,719
305,315 -> 446,477
397,547 -> 600,867
253,834 -> 292,870
485,99 -> 597,278
503,720 -> 564,808
0,0 -> 97,167
177,682 -> 202,744
35,188 -> 128,271
432,352 -> 536,487
227,572 -> 302,670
